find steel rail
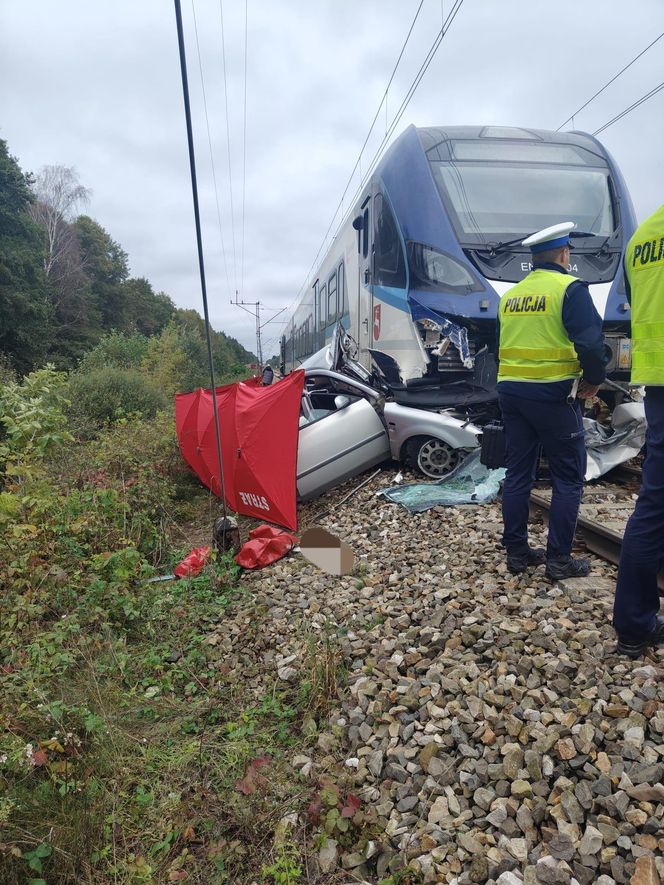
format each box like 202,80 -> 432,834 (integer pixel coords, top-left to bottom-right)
605,464 -> 643,483
529,489 -> 664,593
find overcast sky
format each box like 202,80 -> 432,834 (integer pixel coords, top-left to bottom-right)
2,1 -> 663,356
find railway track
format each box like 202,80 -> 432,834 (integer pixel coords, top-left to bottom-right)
529,464 -> 664,592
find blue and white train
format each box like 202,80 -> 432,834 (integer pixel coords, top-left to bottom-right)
281,125 -> 636,399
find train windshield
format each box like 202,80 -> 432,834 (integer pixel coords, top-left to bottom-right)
428,140 -> 615,244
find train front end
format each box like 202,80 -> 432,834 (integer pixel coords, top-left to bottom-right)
376,125 -> 635,389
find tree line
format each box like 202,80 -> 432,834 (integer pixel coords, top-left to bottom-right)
0,137 -> 255,380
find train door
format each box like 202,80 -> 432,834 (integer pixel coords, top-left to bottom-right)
354,196 -> 372,368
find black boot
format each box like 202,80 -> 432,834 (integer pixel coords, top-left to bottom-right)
545,555 -> 590,581
616,615 -> 664,659
506,547 -> 546,575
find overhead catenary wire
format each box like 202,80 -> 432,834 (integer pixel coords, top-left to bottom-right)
557,32 -> 664,131
290,0 -> 429,309
345,0 -> 464,210
240,0 -> 248,299
190,0 -> 232,299
591,81 -> 664,136
218,0 -> 238,294
282,0 -> 464,344
174,0 -> 228,521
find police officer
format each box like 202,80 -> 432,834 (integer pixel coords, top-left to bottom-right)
613,204 -> 664,657
497,222 -> 606,580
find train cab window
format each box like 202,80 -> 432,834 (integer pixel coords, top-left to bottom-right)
374,193 -> 406,288
338,263 -> 346,315
327,271 -> 338,321
319,284 -> 327,326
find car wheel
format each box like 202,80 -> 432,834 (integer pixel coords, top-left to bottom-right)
405,436 -> 465,479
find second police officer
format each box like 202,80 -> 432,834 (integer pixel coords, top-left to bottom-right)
497,222 -> 607,580
612,203 -> 664,657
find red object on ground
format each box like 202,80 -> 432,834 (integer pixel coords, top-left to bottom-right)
175,371 -> 304,531
174,546 -> 211,578
234,525 -> 298,570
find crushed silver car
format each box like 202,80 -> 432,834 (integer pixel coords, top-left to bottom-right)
295,327 -> 482,500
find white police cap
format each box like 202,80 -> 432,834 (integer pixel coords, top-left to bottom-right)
522,221 -> 576,254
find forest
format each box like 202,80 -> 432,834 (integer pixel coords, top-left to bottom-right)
0,137 -> 255,382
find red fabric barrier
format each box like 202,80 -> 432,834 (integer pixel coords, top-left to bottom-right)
175,371 -> 304,530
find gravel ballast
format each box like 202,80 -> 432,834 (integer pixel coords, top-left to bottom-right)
232,469 -> 664,884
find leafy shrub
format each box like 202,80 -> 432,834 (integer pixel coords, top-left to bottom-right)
56,411 -> 181,558
0,365 -> 73,483
77,330 -> 150,373
143,322 -> 209,397
67,366 -> 168,427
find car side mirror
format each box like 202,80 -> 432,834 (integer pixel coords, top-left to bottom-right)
334,395 -> 351,411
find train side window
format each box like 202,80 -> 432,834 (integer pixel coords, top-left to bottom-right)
338,263 -> 346,315
362,208 -> 369,258
320,284 -> 327,326
374,193 -> 406,288
327,271 -> 338,321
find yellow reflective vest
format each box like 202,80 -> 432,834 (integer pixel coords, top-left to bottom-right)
625,204 -> 664,386
497,268 -> 581,383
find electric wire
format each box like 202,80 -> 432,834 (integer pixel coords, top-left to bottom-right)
290,0 -> 429,308
592,81 -> 664,136
296,0 -> 464,310
347,0 -> 464,208
330,0 -> 426,237
173,0 -> 228,520
279,0 -> 465,348
557,32 -> 664,131
240,0 -> 248,299
218,0 -> 238,294
190,0 -> 232,299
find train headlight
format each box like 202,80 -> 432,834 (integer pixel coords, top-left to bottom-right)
407,242 -> 482,293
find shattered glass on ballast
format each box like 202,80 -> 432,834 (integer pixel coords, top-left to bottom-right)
379,449 -> 505,512
584,400 -> 646,480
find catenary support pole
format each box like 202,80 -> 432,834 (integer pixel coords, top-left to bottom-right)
174,0 -> 228,518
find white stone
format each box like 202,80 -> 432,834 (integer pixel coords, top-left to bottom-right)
318,839 -> 338,873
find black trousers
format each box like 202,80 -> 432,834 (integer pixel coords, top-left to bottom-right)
614,386 -> 664,638
499,391 -> 586,557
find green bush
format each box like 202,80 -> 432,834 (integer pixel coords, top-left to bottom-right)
67,366 -> 168,427
77,331 -> 150,373
0,365 -> 73,485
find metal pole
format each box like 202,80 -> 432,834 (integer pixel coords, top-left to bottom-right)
256,301 -> 263,369
174,0 -> 228,516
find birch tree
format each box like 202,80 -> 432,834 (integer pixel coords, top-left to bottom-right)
29,165 -> 90,278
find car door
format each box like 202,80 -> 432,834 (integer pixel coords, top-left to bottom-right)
296,373 -> 390,501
